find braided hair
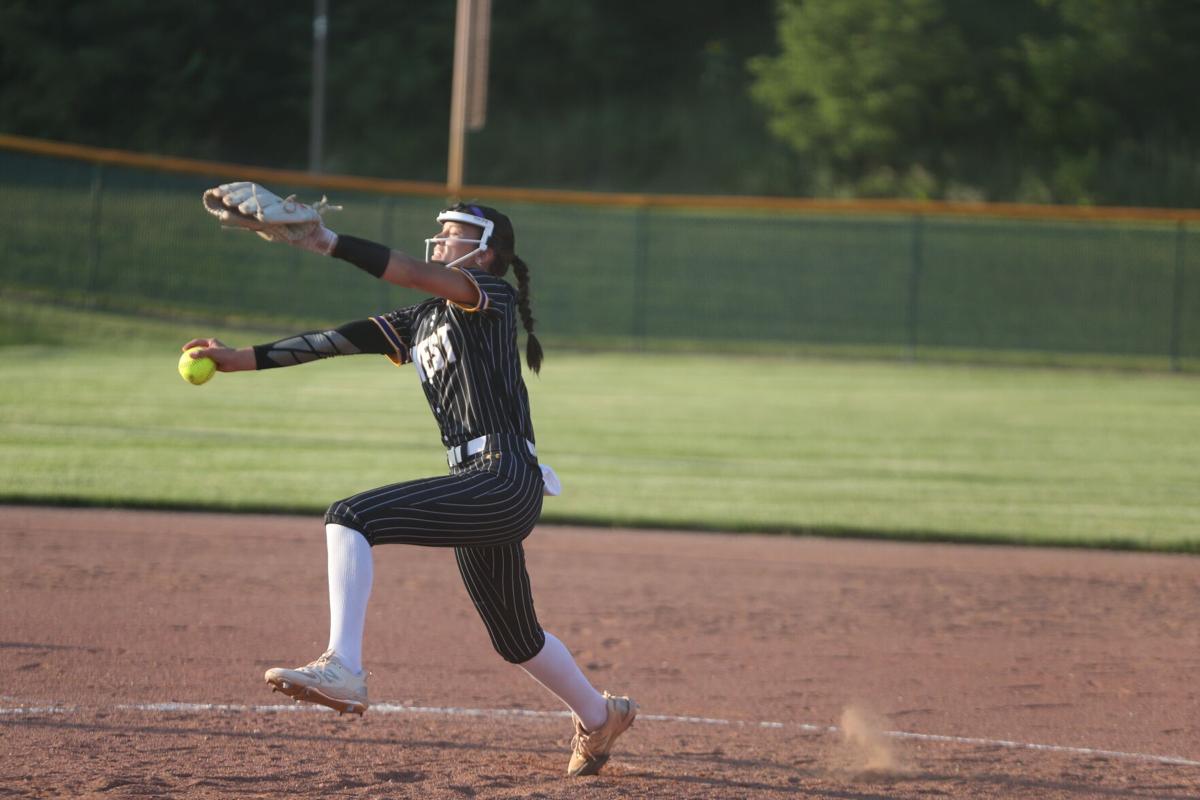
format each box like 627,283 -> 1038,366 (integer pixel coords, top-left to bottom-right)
508,255 -> 543,374
446,202 -> 543,374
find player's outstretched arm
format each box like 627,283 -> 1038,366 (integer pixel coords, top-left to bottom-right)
183,319 -> 397,374
200,184 -> 475,307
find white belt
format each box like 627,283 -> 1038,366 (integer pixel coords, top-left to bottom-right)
446,435 -> 560,497
446,435 -> 537,467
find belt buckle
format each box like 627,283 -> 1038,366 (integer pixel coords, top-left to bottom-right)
448,435 -> 498,468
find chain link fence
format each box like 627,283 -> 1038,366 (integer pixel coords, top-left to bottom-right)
1,145 -> 1196,370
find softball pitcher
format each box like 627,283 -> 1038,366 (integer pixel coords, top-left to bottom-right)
186,186 -> 636,776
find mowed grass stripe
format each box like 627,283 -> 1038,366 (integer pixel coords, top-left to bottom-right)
0,316 -> 1197,550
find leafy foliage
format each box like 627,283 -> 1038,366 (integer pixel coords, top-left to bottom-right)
750,0 -> 1200,203
1,0 -> 1198,203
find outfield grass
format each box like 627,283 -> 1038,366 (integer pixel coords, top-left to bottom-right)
2,302 -> 1197,551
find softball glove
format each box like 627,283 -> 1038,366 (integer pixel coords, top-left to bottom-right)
202,181 -> 340,247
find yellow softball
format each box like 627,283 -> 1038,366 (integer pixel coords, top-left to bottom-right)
178,347 -> 217,385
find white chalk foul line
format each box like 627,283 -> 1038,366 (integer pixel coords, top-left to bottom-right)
882,729 -> 1200,768
0,705 -> 74,716
3,700 -> 1198,768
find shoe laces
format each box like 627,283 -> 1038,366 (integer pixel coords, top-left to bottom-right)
312,196 -> 342,217
305,650 -> 339,672
571,718 -> 604,758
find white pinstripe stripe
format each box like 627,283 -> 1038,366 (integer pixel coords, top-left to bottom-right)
504,544 -> 540,655
471,545 -> 535,659
466,320 -> 506,430
376,530 -> 516,545
380,480 -> 507,510
507,547 -> 540,658
373,481 -> 537,524
348,476 -> 453,514
355,471 -> 503,517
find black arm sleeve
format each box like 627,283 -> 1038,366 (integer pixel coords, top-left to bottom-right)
252,318 -> 394,370
332,235 -> 391,278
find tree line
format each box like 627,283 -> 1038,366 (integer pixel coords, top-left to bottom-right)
2,0 -> 1197,206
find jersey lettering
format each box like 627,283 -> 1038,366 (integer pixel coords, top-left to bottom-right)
413,323 -> 457,382
382,274 -> 534,447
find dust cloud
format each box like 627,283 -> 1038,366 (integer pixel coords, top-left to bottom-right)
830,705 -> 909,776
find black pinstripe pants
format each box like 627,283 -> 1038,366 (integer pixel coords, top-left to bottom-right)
325,439 -> 546,664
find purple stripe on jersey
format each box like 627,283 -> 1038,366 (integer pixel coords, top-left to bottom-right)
369,315 -> 410,364
448,266 -> 490,313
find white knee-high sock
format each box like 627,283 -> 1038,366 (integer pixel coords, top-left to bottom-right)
325,523 -> 373,675
519,631 -> 609,730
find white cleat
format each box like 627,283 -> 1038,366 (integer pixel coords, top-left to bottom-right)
264,650 -> 368,716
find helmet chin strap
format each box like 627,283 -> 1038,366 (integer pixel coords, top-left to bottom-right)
424,237 -> 486,269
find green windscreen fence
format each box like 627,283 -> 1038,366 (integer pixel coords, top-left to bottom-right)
1,148 -> 1197,369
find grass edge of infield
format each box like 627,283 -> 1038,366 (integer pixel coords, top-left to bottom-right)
3,496 -> 1197,556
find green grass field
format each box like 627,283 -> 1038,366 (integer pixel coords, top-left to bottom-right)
2,301 -> 1197,551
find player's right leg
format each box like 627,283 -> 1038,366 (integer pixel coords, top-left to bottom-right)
565,692 -> 639,777
454,543 -> 637,777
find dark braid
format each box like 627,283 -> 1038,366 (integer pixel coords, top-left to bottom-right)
510,256 -> 543,374
446,201 -> 543,372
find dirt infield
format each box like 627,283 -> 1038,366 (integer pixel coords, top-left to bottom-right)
2,506 -> 1199,798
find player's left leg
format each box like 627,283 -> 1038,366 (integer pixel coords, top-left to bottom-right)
454,542 -> 638,776
267,448 -> 540,714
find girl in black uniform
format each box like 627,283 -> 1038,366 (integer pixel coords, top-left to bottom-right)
184,202 -> 635,776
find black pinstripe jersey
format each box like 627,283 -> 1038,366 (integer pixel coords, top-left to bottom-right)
369,267 -> 536,449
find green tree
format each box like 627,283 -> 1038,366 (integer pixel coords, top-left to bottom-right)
750,1 -> 959,168
5,0 -> 1198,202
1008,0 -> 1200,204
0,1 -> 311,164
0,0 -> 797,193
749,0 -> 1200,204
749,0 -> 1046,198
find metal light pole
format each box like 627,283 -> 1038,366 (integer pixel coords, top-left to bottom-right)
309,0 -> 329,173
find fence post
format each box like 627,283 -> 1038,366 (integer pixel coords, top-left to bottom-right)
632,205 -> 649,348
907,213 -> 924,360
84,163 -> 105,306
1169,220 -> 1186,372
379,194 -> 395,311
